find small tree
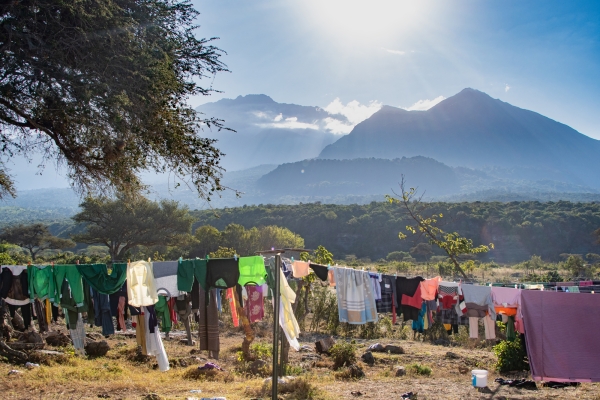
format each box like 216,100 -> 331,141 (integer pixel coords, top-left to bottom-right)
387,177 -> 493,279
0,223 -> 75,260
72,196 -> 194,261
410,243 -> 433,262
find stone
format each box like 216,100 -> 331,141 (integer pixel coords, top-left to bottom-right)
445,351 -> 460,359
367,343 -> 384,352
20,330 -> 43,344
45,332 -> 71,347
315,337 -> 335,354
458,366 -> 469,374
347,364 -> 365,378
180,339 -> 196,346
360,351 -> 375,366
395,366 -> 406,377
249,359 -> 268,375
301,354 -> 321,362
384,345 -> 404,354
85,340 -> 110,357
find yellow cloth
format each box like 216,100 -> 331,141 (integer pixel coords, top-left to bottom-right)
278,269 -> 300,351
45,299 -> 52,325
127,261 -> 158,307
444,324 -> 451,330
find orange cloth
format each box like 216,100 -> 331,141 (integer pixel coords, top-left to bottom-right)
226,288 -> 239,327
420,276 -> 442,301
291,261 -> 310,278
328,270 -> 336,287
495,306 -> 517,316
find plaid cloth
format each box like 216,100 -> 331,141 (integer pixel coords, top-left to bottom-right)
437,308 -> 468,326
376,275 -> 394,313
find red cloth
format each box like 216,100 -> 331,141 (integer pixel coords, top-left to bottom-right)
244,286 -> 264,323
167,297 -> 177,324
521,290 -> 600,382
401,285 -> 423,308
226,288 -> 239,327
440,294 -> 456,309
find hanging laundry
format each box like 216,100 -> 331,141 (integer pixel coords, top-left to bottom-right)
206,258 -> 240,289
328,269 -> 336,287
376,275 -> 394,313
70,313 -> 86,357
462,284 -> 496,339
277,268 -> 301,351
369,273 -> 382,301
198,285 -> 220,359
1,265 -> 30,306
238,256 -> 266,286
226,287 -> 239,327
420,276 -> 442,301
154,296 -> 172,333
412,302 -> 427,333
143,305 -> 170,371
308,262 -> 329,281
334,268 -> 378,325
7,303 -> 32,331
177,258 -> 207,292
77,263 -> 127,294
167,297 -> 177,324
127,260 -> 158,307
397,276 -> 424,321
151,261 -> 181,298
109,281 -> 128,331
245,285 -> 264,323
291,260 -> 310,278
521,290 -> 600,382
28,265 -> 53,301
91,288 -> 114,336
50,265 -> 85,307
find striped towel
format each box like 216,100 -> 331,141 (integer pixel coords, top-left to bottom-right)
334,268 -> 377,325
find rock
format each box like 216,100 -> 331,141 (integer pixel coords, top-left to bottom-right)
11,312 -> 25,331
395,366 -> 406,377
178,359 -> 188,367
25,362 -> 40,369
249,359 -> 268,375
86,332 -> 103,340
45,332 -> 71,347
347,364 -> 365,378
301,354 -> 321,362
367,343 -> 384,352
142,394 -> 161,400
433,338 -> 451,346
35,350 -> 64,356
20,330 -> 43,344
384,345 -> 404,354
445,351 -> 460,359
179,339 -> 196,346
360,351 -> 375,366
85,340 -> 110,357
315,337 -> 335,354
458,366 -> 469,374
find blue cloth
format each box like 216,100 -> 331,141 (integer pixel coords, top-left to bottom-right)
412,302 -> 427,333
216,289 -> 222,312
92,288 -> 114,336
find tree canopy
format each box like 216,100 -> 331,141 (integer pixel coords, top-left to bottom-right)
0,0 -> 228,199
0,223 -> 75,260
72,196 -> 194,261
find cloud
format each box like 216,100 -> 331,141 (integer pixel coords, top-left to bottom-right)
323,98 -> 382,134
383,47 -> 406,55
403,95 -> 445,111
253,111 -> 269,119
505,84 -> 510,92
258,115 -> 319,130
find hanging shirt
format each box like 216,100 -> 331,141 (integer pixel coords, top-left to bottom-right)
420,276 -> 442,301
28,265 -> 53,302
461,284 -> 496,321
127,260 -> 159,307
1,265 -> 30,306
152,261 -> 181,298
77,263 -> 127,295
238,256 -> 266,286
206,258 -> 240,289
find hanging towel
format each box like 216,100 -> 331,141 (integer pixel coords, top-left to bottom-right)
291,260 -> 310,278
127,260 -> 158,307
77,263 -> 127,295
334,268 -> 378,325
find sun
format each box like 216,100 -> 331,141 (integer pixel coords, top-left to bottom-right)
300,0 -> 428,47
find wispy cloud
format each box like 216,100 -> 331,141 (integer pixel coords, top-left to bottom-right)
258,115 -> 319,130
403,95 -> 445,111
382,47 -> 406,55
505,84 -> 511,92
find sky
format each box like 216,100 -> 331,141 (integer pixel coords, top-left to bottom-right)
5,0 -> 600,191
190,0 -> 600,139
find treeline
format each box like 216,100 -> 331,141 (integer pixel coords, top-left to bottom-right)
191,200 -> 600,263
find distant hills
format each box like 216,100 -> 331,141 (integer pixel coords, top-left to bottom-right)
195,94 -> 344,171
319,88 -> 600,188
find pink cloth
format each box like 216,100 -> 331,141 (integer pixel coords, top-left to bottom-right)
291,261 -> 310,278
245,286 -> 264,323
521,290 -> 600,382
420,276 -> 441,301
491,287 -> 521,307
579,281 -> 593,287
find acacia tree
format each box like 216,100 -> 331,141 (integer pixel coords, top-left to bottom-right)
0,223 -> 75,260
72,196 -> 194,261
0,0 -> 228,199
387,177 -> 493,279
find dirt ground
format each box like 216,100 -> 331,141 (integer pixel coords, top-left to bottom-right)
0,322 -> 598,400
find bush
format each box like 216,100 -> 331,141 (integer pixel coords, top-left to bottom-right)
329,341 -> 357,369
386,251 -> 409,261
493,337 -> 529,372
408,363 -> 432,376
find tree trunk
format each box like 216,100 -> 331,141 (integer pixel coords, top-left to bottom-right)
233,289 -> 254,361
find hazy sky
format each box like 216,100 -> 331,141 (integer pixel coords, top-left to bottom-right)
191,0 -> 600,139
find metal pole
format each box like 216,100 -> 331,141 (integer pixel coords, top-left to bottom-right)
271,253 -> 281,400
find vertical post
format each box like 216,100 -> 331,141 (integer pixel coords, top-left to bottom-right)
271,253 -> 281,400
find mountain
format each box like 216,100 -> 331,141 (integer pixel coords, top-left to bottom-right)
257,156 -> 461,198
196,94 -> 346,171
318,88 -> 600,188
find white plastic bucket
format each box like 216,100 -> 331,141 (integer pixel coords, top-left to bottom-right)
471,369 -> 488,387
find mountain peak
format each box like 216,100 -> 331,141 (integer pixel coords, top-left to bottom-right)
233,94 -> 275,104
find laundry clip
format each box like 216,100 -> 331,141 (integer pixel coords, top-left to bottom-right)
179,256 -> 183,263
234,254 -> 238,261
291,257 -> 294,262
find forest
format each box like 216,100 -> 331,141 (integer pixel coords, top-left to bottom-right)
191,200 -> 600,263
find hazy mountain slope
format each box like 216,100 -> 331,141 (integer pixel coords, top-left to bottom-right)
257,157 -> 461,198
319,88 -> 600,188
196,94 -> 343,171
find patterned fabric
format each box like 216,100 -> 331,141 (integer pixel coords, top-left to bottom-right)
70,313 -> 86,356
245,285 -> 264,323
198,286 -> 220,359
437,308 -> 468,326
376,275 -> 394,313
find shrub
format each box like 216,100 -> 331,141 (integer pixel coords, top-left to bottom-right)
329,341 -> 357,369
408,363 -> 432,376
493,337 -> 529,372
